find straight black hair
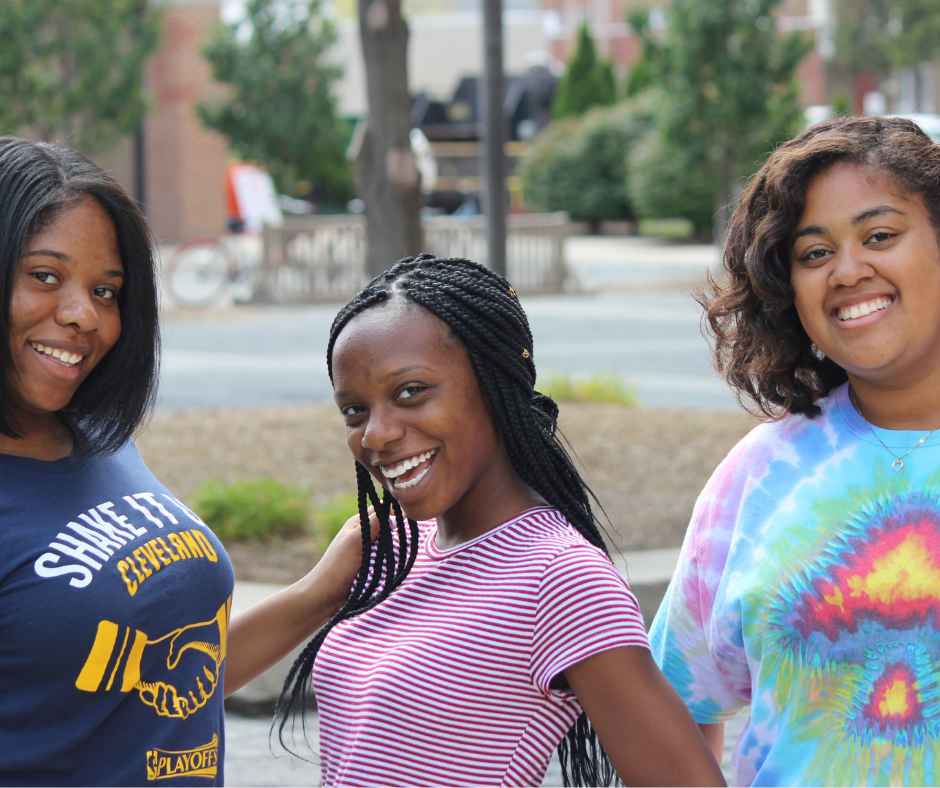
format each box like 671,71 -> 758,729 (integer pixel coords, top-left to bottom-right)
0,136 -> 160,453
276,254 -> 621,787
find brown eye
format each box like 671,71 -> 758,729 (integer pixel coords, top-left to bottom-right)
800,247 -> 830,263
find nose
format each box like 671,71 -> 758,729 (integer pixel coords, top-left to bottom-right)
828,246 -> 874,288
361,405 -> 405,452
54,286 -> 100,332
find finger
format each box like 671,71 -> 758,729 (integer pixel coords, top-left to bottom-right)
338,505 -> 380,543
366,508 -> 380,542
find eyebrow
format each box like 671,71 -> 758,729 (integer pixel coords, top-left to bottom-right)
21,249 -> 124,278
792,205 -> 907,244
333,364 -> 435,399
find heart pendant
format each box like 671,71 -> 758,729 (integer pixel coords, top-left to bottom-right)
892,459 -> 905,472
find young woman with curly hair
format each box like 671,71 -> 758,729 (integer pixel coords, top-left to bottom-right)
650,115 -> 940,786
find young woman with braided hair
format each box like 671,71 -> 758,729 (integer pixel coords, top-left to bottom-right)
276,254 -> 723,786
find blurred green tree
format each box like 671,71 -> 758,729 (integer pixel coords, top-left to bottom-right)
624,7 -> 663,97
627,127 -> 715,239
630,0 -> 809,240
520,93 -> 657,229
0,0 -> 160,155
831,0 -> 940,73
552,21 -> 617,118
199,0 -> 353,209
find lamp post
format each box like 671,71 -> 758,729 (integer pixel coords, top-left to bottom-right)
482,0 -> 506,276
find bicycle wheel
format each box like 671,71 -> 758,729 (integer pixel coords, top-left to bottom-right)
164,237 -> 233,308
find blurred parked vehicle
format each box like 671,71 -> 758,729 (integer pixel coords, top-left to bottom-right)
804,106 -> 940,144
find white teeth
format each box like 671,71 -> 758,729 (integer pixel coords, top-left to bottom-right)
394,465 -> 432,490
380,449 -> 437,479
30,343 -> 83,366
837,297 -> 891,321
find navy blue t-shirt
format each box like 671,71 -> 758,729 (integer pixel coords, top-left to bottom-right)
0,439 -> 234,786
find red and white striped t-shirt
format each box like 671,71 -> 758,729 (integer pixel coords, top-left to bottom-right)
313,506 -> 649,787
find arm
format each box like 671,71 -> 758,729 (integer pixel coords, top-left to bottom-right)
699,723 -> 724,765
223,510 -> 378,696
564,646 -> 726,787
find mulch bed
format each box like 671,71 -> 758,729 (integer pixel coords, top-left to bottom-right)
136,403 -> 757,585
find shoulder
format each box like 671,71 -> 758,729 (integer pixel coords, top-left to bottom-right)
500,506 -> 598,551
682,386 -> 858,569
502,509 -> 628,591
486,508 -> 613,570
80,438 -> 159,481
703,384 -> 851,497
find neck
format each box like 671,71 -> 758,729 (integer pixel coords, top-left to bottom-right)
434,455 -> 545,550
0,413 -> 74,460
849,371 -> 940,431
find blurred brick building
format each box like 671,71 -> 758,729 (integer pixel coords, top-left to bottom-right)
102,0 -> 227,243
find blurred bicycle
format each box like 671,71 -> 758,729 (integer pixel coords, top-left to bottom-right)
163,232 -> 264,308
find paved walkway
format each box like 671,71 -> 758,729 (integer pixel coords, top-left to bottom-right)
158,235 -> 739,413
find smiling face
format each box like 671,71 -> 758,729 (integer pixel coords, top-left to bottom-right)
790,162 -> 940,392
331,300 -> 531,538
8,196 -> 123,427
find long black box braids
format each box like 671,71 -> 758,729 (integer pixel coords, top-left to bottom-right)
273,462 -> 418,753
275,254 -> 621,786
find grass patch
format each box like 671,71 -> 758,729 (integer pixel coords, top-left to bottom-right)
540,371 -> 640,407
310,491 -> 359,551
638,218 -> 695,239
191,478 -> 311,543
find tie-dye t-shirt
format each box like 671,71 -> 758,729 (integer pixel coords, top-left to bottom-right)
649,382 -> 940,787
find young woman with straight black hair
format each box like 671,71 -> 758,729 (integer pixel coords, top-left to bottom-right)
0,136 -> 369,786
276,254 -> 724,787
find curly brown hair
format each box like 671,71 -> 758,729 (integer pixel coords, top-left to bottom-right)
702,114 -> 940,419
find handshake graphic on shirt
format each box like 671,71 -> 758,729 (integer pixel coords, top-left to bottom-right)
75,598 -> 231,719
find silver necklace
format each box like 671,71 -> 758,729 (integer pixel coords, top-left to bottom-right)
850,388 -> 940,472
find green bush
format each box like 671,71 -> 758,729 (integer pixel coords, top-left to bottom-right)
627,128 -> 717,241
191,478 -> 311,543
310,491 -> 359,551
540,371 -> 640,407
552,21 -> 616,119
520,93 -> 657,227
637,218 -> 695,239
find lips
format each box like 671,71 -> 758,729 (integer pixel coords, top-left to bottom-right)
379,449 -> 437,491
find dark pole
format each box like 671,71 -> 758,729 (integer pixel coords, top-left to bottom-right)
134,123 -> 147,216
482,0 -> 506,276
